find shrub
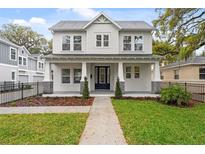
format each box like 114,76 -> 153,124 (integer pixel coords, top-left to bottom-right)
115,77 -> 122,99
160,84 -> 191,106
82,77 -> 89,99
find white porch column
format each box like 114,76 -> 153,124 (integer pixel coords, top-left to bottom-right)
44,61 -> 51,81
153,61 -> 161,81
81,62 -> 87,81
118,62 -> 124,81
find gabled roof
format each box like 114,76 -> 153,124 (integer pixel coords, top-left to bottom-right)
161,56 -> 205,69
49,12 -> 154,32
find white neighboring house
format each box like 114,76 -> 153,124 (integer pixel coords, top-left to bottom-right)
45,12 -> 161,93
0,37 -> 45,83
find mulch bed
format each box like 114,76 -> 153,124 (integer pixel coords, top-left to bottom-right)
0,96 -> 94,107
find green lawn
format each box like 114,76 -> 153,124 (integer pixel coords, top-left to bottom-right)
112,99 -> 205,145
0,113 -> 88,144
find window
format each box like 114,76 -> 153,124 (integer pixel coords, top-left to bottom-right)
38,62 -> 41,69
123,36 -> 131,51
61,69 -> 70,83
62,35 -> 70,50
74,36 -> 82,51
41,63 -> 44,69
134,36 -> 143,51
160,72 -> 164,80
74,69 -> 81,83
103,35 -> 109,47
19,57 -> 22,65
23,58 -> 26,66
199,68 -> 205,79
125,66 -> 131,79
134,66 -> 140,78
10,47 -> 17,60
11,72 -> 15,81
174,70 -> 179,79
96,35 -> 102,47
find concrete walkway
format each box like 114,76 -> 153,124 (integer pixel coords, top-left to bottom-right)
79,96 -> 127,145
0,106 -> 90,114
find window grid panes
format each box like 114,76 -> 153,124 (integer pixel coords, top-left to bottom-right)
23,58 -> 26,66
199,68 -> 205,79
96,35 -> 102,47
123,36 -> 131,51
10,48 -> 16,60
126,66 -> 131,79
19,57 -> 22,65
74,36 -> 82,51
62,69 -> 70,83
134,66 -> 140,78
134,36 -> 143,51
62,36 -> 70,50
103,35 -> 109,47
174,70 -> 179,79
74,69 -> 81,83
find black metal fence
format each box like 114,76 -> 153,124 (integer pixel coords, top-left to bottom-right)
0,82 -> 44,104
161,82 -> 205,102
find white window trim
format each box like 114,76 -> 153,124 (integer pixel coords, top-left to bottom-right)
134,65 -> 140,79
95,33 -> 111,48
10,47 -> 17,61
125,66 -> 132,79
62,35 -> 71,51
134,35 -> 144,52
18,56 -> 23,65
73,36 -> 82,51
61,68 -> 71,84
123,35 -> 132,51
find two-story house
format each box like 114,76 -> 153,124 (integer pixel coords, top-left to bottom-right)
0,37 -> 45,83
45,12 -> 160,94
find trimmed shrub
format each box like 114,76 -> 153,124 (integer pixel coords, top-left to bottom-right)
82,77 -> 89,99
160,84 -> 191,106
115,77 -> 122,99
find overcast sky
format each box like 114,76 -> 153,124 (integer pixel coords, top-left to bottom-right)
0,8 -> 158,39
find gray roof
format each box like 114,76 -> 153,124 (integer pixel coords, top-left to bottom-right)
49,20 -> 154,31
161,56 -> 205,69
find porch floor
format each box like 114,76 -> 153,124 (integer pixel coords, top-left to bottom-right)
43,91 -> 160,97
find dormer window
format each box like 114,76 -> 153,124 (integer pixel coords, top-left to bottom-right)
74,36 -> 82,51
96,34 -> 109,47
62,35 -> 70,51
134,35 -> 143,51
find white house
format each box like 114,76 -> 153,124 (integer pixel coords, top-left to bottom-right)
45,12 -> 161,93
0,37 -> 45,83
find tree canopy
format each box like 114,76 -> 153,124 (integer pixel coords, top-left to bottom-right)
0,24 -> 52,54
153,9 -> 205,62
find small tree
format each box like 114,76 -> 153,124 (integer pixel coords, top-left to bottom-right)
115,77 -> 122,99
82,77 -> 89,99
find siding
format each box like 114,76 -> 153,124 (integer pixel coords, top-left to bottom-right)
28,58 -> 37,71
0,42 -> 18,66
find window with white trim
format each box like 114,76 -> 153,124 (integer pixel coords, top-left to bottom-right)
38,62 -> 41,69
23,58 -> 27,66
103,35 -> 109,47
134,66 -> 140,78
96,35 -> 102,47
199,68 -> 205,79
11,71 -> 15,81
74,69 -> 81,83
19,57 -> 22,65
134,35 -> 143,51
10,47 -> 17,60
62,35 -> 70,50
96,34 -> 109,47
74,36 -> 82,51
125,66 -> 131,79
123,36 -> 131,51
61,69 -> 70,83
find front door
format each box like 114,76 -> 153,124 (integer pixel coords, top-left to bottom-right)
95,66 -> 110,89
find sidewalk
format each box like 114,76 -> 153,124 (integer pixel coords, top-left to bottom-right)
79,96 -> 127,145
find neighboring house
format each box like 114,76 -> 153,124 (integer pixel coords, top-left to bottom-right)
160,56 -> 205,83
45,12 -> 160,93
0,37 -> 45,83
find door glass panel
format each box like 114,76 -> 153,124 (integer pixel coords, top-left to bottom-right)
99,68 -> 106,84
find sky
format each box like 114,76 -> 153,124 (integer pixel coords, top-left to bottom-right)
0,8 -> 158,39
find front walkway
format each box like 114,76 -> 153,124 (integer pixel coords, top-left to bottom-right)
79,96 -> 127,145
0,106 -> 90,114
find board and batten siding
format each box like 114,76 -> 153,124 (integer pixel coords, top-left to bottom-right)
0,42 -> 18,66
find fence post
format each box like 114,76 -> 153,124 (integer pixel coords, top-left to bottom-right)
21,83 -> 24,100
185,82 -> 187,92
37,82 -> 39,95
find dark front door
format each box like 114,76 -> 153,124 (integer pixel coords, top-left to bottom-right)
95,66 -> 110,89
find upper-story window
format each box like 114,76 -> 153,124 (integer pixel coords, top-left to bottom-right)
96,34 -> 109,47
10,47 -> 17,61
62,35 -> 70,51
74,36 -> 82,51
23,58 -> 27,66
134,36 -> 143,51
199,68 -> 205,79
19,57 -> 22,65
174,70 -> 179,80
123,36 -> 131,51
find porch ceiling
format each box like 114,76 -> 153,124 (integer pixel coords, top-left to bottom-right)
45,54 -> 160,63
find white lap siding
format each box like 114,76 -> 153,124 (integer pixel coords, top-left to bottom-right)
52,63 -> 82,92
124,63 -> 151,92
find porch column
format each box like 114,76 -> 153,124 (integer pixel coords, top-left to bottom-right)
151,61 -> 161,94
44,61 -> 51,81
80,62 -> 87,93
117,62 -> 125,93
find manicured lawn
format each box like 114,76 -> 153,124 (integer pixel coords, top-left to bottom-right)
0,113 -> 88,144
112,99 -> 205,145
